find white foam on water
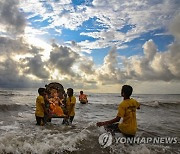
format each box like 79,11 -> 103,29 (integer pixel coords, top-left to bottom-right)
17,112 -> 34,119
0,90 -> 179,154
129,144 -> 151,154
18,112 -> 23,118
0,144 -> 15,154
0,121 -> 20,131
110,140 -> 179,154
0,122 -> 92,154
110,143 -> 160,154
141,101 -> 160,107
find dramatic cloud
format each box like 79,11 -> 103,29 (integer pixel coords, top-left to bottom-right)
80,0 -> 180,49
0,37 -> 50,87
79,60 -> 95,75
170,14 -> 180,40
20,54 -> 50,79
0,0 -> 26,34
0,58 -> 31,88
93,13 -> 180,85
124,40 -> 175,81
18,0 -> 180,52
0,37 -> 36,55
124,44 -> 180,84
96,47 -> 126,84
0,0 -> 179,94
49,43 -> 80,76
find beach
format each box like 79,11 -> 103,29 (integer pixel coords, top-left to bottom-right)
0,89 -> 180,154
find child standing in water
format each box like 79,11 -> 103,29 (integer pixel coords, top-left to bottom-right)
66,88 -> 76,124
97,85 -> 140,137
35,88 -> 48,126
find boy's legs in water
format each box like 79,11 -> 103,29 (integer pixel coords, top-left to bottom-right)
44,113 -> 51,124
104,123 -> 120,135
62,116 -> 74,125
36,116 -> 44,126
69,116 -> 74,123
62,118 -> 68,125
105,123 -> 135,140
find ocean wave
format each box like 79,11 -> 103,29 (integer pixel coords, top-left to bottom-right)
0,104 -> 30,112
0,121 -> 101,154
0,120 -> 178,154
88,100 -> 180,109
0,90 -> 15,96
140,101 -> 180,108
0,90 -> 35,97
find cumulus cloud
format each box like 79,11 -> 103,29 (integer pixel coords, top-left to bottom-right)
0,36 -> 50,87
0,37 -> 37,55
124,40 -> 180,82
165,42 -> 180,78
79,0 -> 179,50
96,46 -> 126,84
79,60 -> 95,75
18,0 -> 180,54
0,0 -> 180,93
95,13 -> 180,84
0,58 -> 32,88
20,54 -> 50,79
0,0 -> 26,34
170,14 -> 180,40
49,43 -> 80,76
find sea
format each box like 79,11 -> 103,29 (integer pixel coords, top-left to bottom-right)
0,88 -> 180,154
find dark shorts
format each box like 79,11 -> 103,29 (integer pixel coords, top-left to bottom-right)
36,116 -> 45,125
105,123 -> 120,133
105,123 -> 135,137
44,113 -> 51,123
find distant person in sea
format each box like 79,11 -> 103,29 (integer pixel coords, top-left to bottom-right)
35,88 -> 48,126
63,88 -> 76,125
79,91 -> 88,104
97,85 -> 140,137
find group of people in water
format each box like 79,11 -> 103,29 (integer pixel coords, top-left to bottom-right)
35,86 -> 88,126
35,83 -> 140,138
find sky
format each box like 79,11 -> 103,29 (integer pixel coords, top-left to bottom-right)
0,0 -> 180,94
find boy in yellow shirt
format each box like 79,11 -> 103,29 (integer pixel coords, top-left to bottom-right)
63,88 -> 76,125
97,85 -> 140,137
35,88 -> 48,126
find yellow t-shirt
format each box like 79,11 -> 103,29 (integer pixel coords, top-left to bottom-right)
35,95 -> 45,117
66,96 -> 76,116
117,98 -> 140,135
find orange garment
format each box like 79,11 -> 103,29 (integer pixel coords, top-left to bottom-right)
49,97 -> 65,116
50,103 -> 64,116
